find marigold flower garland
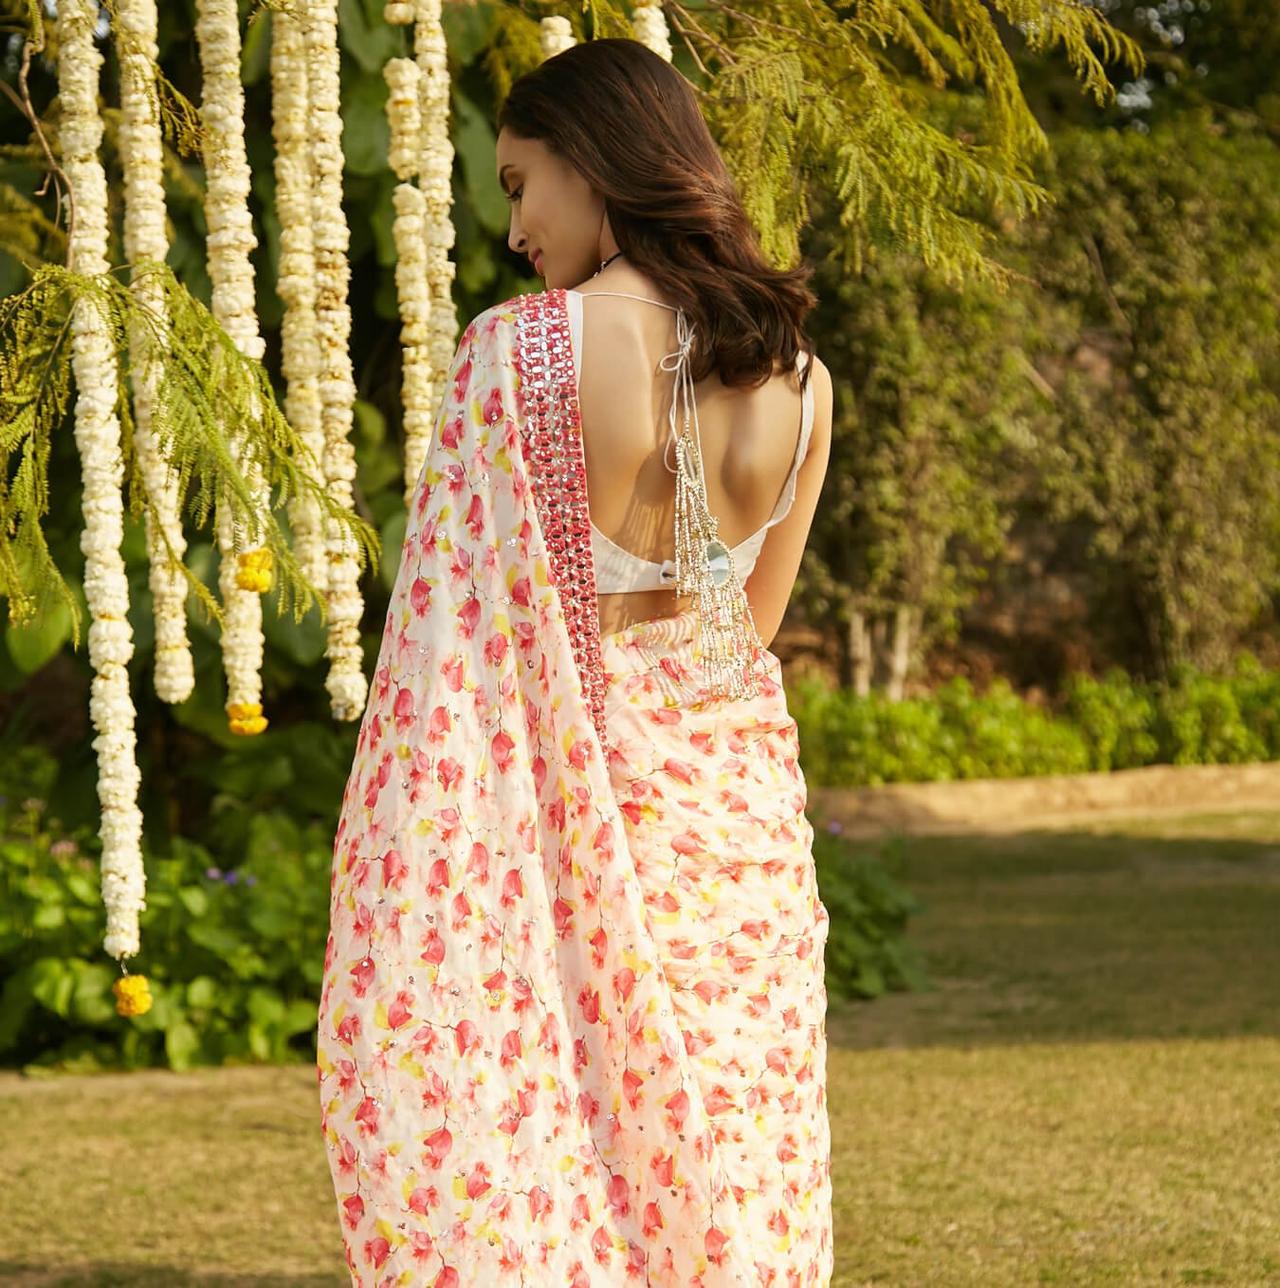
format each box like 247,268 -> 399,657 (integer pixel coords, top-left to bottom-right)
271,7 -> 328,592
304,0 -> 367,721
196,0 -> 274,738
57,0 -> 149,1007
118,0 -> 194,706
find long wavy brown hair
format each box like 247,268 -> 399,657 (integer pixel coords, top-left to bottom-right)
497,38 -> 816,393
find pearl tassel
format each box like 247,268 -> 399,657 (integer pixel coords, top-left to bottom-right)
663,312 -> 766,698
57,0 -> 147,968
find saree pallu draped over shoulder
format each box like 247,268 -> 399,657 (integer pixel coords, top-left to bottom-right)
316,288 -> 833,1287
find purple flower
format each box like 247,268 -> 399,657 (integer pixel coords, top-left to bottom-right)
243,874 -> 258,887
825,819 -> 844,835
225,870 -> 239,884
205,866 -> 223,880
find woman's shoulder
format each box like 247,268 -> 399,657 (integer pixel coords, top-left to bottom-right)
464,288 -> 569,335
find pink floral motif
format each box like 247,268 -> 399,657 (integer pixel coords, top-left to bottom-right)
317,290 -> 832,1286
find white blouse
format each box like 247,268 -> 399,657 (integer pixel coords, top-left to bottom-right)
565,287 -> 814,594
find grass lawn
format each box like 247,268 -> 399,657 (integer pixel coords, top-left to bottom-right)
3,808 -> 1278,1286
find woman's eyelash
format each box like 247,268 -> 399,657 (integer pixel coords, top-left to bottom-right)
504,186 -> 522,204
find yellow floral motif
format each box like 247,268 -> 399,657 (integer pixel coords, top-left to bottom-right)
112,973 -> 152,1016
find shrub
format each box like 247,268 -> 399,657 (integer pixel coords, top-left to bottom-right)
812,822 -> 929,1004
793,652 -> 1280,786
0,746 -> 329,1072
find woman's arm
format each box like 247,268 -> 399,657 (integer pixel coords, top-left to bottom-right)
743,354 -> 835,650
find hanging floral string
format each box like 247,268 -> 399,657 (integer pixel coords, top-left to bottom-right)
383,55 -> 436,497
632,2 -> 673,61
383,55 -> 420,181
539,14 -> 576,59
56,0 -> 149,1009
304,0 -> 367,722
196,0 -> 274,737
271,6 -> 327,592
118,0 -> 194,707
413,0 -> 459,498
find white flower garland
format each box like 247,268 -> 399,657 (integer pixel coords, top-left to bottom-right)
631,2 -> 673,61
391,182 -> 437,494
384,56 -> 420,182
385,54 -> 433,499
57,0 -> 146,967
118,0 -> 194,706
539,15 -> 576,59
383,62 -> 435,494
413,0 -> 458,499
196,0 -> 273,738
271,7 -> 328,593
304,0 -> 367,721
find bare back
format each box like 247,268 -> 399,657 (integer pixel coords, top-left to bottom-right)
571,273 -> 834,648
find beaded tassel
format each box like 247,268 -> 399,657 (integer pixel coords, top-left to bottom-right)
663,310 -> 765,698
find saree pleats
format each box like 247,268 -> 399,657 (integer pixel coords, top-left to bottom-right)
601,611 -> 833,1284
317,289 -> 832,1287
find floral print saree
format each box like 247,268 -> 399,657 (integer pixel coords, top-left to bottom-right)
316,288 -> 832,1287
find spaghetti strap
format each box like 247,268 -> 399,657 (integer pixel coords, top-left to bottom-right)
569,287 -> 693,479
566,288 -> 678,312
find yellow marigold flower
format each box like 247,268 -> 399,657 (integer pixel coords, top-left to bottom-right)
113,973 -> 153,1017
227,699 -> 268,736
235,547 -> 275,593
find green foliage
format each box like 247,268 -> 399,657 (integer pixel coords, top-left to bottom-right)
0,741 -> 926,1067
1146,657 -> 1279,768
0,168 -> 67,267
791,672 -> 1090,786
1058,667 -> 1158,772
792,654 -> 1280,786
798,199 -> 1053,683
6,0 -> 1145,286
798,114 -> 1280,691
1025,121 -> 1280,677
0,745 -> 332,1072
685,2 -> 1145,282
812,825 -> 930,1004
0,258 -> 380,647
1019,0 -> 1280,130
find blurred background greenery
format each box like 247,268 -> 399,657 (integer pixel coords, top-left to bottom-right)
1,0 -> 1277,1071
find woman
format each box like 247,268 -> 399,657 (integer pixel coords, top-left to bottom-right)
317,37 -> 835,1288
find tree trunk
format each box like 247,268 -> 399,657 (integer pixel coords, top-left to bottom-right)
886,602 -> 914,701
849,608 -> 872,696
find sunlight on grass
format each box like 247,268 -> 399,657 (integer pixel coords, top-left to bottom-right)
3,808 -> 1278,1285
